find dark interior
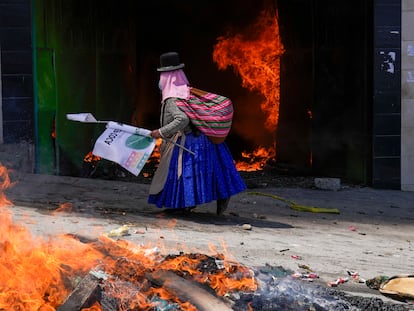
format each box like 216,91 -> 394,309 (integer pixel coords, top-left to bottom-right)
132,0 -> 372,183
31,0 -> 373,183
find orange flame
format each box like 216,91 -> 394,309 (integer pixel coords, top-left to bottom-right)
0,215 -> 103,309
213,8 -> 284,170
82,302 -> 102,311
213,9 -> 284,132
157,253 -> 257,297
146,138 -> 161,164
142,139 -> 162,178
0,163 -> 13,206
52,202 -> 73,215
0,163 -> 257,310
236,146 -> 276,171
84,151 -> 101,163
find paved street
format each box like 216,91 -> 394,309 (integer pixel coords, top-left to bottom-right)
4,172 -> 414,308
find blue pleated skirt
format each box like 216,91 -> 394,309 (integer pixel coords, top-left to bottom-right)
148,133 -> 246,209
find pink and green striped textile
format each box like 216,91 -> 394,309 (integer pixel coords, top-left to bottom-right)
176,92 -> 233,138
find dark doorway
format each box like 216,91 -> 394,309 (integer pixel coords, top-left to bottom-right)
35,0 -> 373,184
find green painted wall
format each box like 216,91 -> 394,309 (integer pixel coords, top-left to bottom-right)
33,0 -> 137,175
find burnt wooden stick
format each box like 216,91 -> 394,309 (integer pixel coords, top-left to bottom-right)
147,270 -> 232,311
57,273 -> 102,311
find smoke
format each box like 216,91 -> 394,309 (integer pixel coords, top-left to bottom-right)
232,266 -> 358,311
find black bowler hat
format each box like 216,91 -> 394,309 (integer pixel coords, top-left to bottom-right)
157,52 -> 185,72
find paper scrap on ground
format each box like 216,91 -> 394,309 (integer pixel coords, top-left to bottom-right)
106,225 -> 130,237
93,122 -> 155,176
247,191 -> 340,214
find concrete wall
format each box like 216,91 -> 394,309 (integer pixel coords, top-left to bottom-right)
402,0 -> 414,190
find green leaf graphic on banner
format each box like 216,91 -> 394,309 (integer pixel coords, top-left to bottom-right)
125,134 -> 152,150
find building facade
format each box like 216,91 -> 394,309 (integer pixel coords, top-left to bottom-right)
0,0 -> 412,190
401,1 -> 414,190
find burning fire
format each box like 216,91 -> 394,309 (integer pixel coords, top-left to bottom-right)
0,163 -> 257,310
84,151 -> 101,164
236,146 -> 276,172
82,140 -> 161,178
213,8 -> 284,171
0,164 -> 13,206
82,151 -> 102,177
0,168 -> 103,309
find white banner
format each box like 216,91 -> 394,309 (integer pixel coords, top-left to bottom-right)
105,121 -> 152,136
66,113 -> 100,123
92,125 -> 156,176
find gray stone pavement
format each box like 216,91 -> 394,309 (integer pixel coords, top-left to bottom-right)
3,171 -> 414,308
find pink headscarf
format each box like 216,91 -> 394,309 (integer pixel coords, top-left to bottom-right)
159,69 -> 190,102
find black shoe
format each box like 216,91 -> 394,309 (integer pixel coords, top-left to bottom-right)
164,206 -> 195,215
216,198 -> 230,215
185,206 -> 196,213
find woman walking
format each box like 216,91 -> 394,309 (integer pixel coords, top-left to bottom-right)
148,52 -> 246,215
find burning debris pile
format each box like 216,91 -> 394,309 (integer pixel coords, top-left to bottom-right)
47,241 -> 407,311
0,181 -> 249,311
2,185 -> 257,311
1,164 -> 412,311
2,217 -> 408,311
0,205 -> 351,311
55,249 -> 411,311
57,247 -> 257,311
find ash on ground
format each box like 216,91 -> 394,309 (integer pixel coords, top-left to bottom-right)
231,265 -> 412,311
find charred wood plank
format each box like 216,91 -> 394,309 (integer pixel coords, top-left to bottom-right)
147,270 -> 233,311
57,273 -> 102,311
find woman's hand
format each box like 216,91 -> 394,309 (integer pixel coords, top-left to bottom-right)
150,129 -> 162,139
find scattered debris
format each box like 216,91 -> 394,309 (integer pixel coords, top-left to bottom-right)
314,177 -> 341,191
347,270 -> 366,283
366,275 -> 390,290
328,277 -> 349,287
106,225 -> 130,237
298,264 -> 312,271
292,272 -> 319,282
233,265 -> 361,310
241,223 -> 252,230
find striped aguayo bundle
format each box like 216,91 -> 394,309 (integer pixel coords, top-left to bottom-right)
176,88 -> 233,143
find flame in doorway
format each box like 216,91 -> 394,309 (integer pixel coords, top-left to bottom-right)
213,8 -> 284,170
236,146 -> 276,172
